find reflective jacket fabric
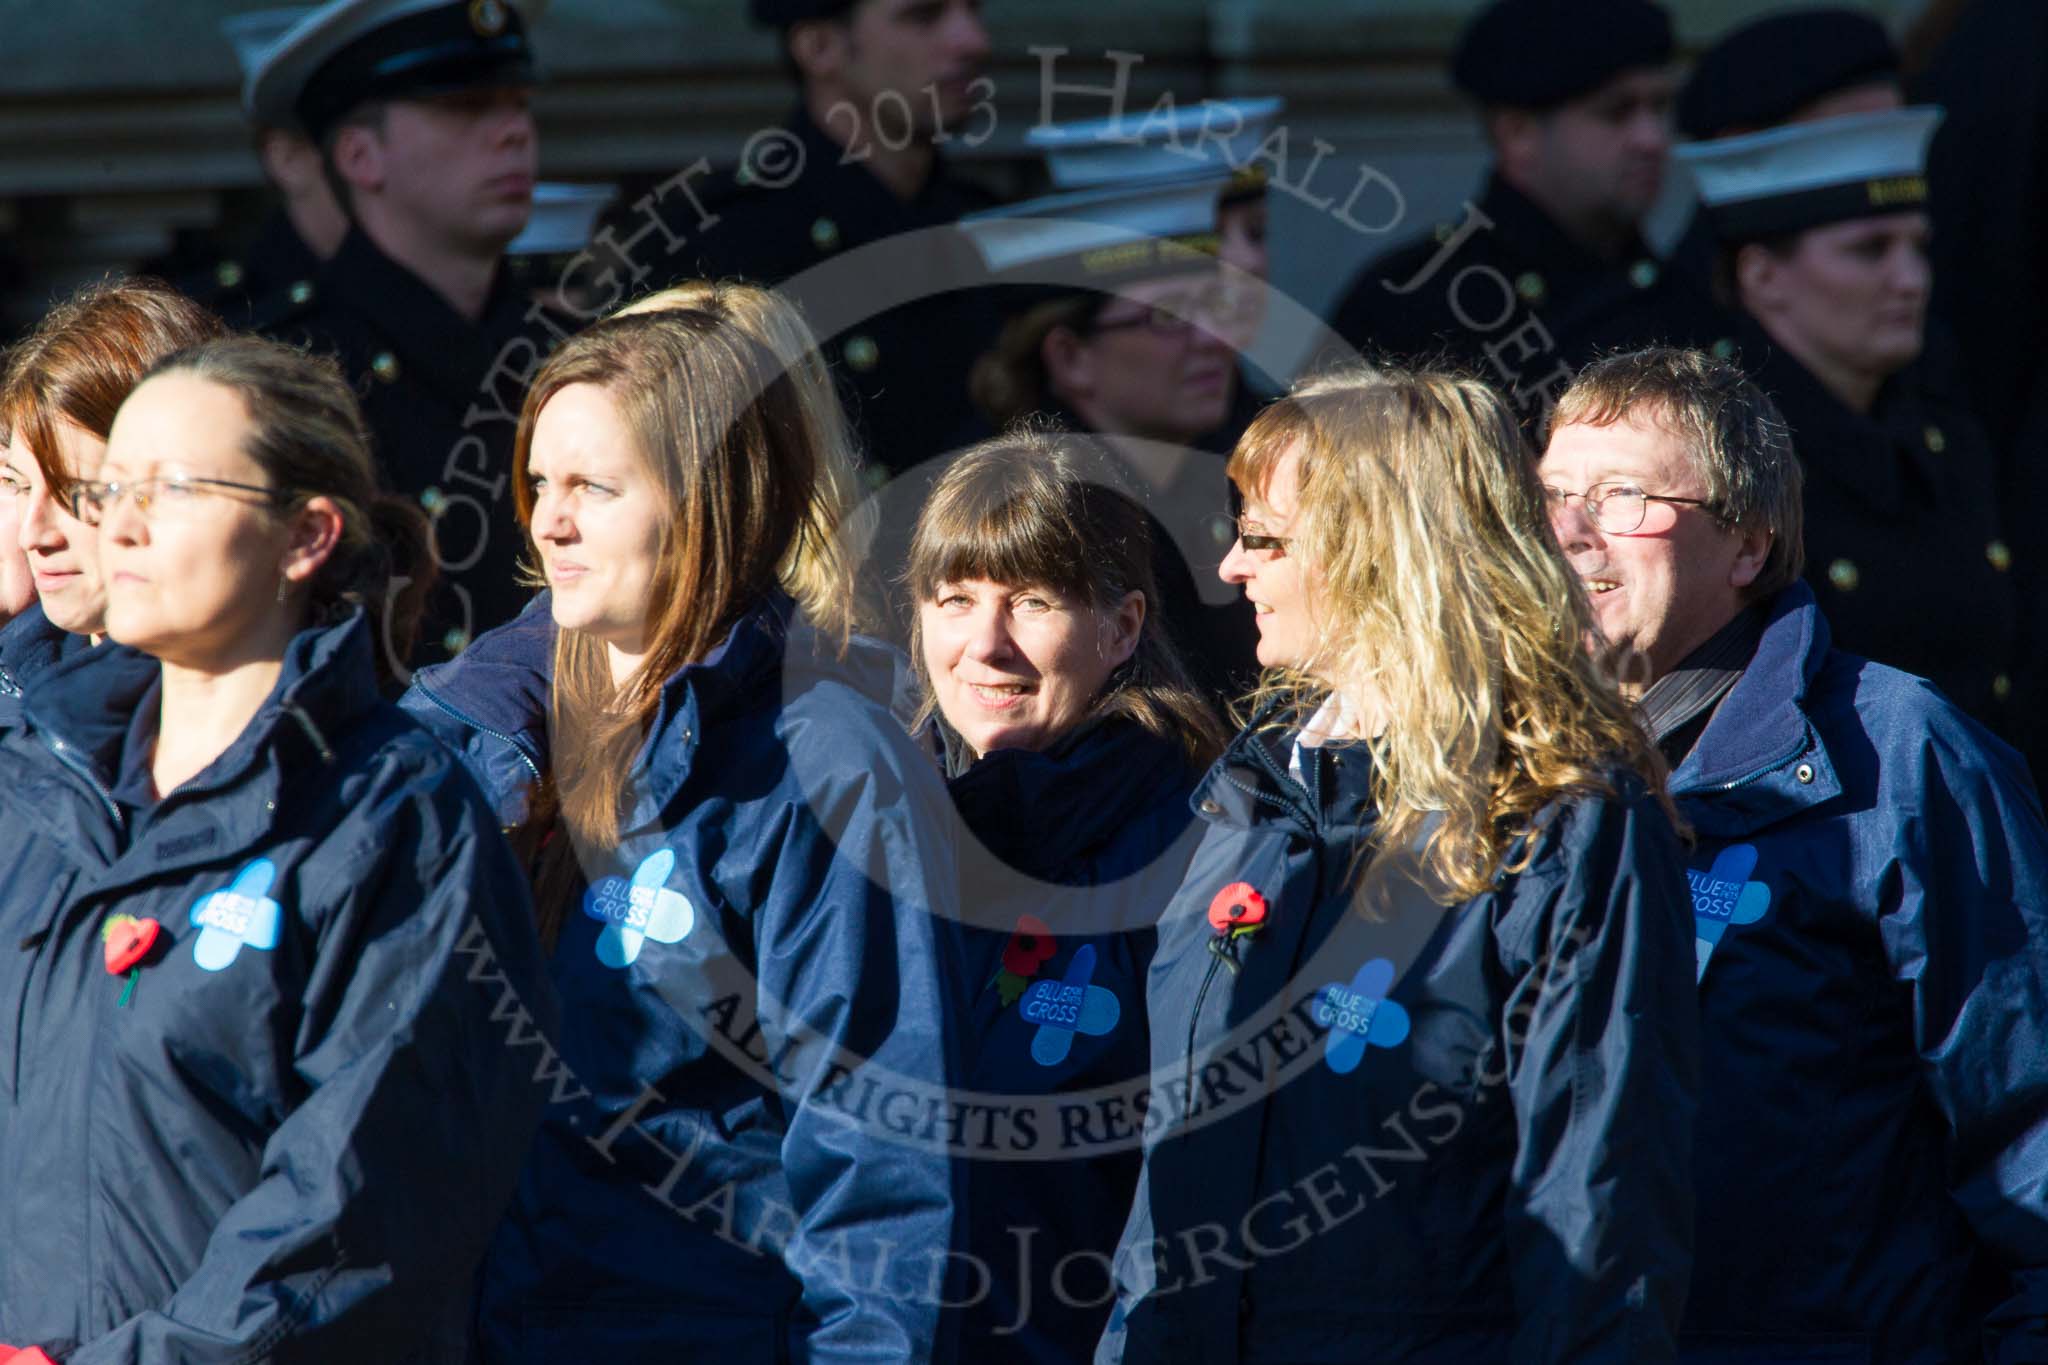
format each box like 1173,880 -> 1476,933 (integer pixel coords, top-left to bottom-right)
475,595 -> 966,1364
0,602 -> 88,735
1673,582 -> 2048,1365
0,612 -> 556,1362
1101,716 -> 1699,1363
946,718 -> 1206,1363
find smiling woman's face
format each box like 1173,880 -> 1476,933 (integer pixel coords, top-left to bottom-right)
919,578 -> 1140,758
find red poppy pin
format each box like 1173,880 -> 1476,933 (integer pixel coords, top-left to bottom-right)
992,914 -> 1056,1007
102,914 -> 162,1007
1207,882 -> 1269,938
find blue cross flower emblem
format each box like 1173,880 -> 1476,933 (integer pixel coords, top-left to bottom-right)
1314,958 -> 1411,1074
584,848 -> 695,968
189,858 -> 283,972
1688,843 -> 1772,980
1019,943 -> 1121,1067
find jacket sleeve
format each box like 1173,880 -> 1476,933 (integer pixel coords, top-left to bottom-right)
749,723 -> 966,1365
1882,716 -> 2048,1362
1499,785 -> 1699,1364
62,755 -> 557,1364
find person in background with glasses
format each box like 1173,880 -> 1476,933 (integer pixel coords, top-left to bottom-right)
0,278 -> 226,734
0,335 -> 554,1361
1541,346 -> 2048,1362
957,173 -> 1260,707
1101,362 -> 1697,1362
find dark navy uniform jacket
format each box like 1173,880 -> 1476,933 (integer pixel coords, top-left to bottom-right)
0,612 -> 555,1361
1735,322 -> 2032,774
651,105 -> 1000,478
259,227 -> 563,664
1329,173 -> 1725,423
0,602 -> 87,734
1671,582 -> 2048,1364
944,717 -> 1206,1364
471,594 -> 965,1363
1100,711 -> 1699,1362
160,208 -> 322,332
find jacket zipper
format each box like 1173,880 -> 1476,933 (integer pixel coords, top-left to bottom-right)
1182,950 -> 1228,1119
44,734 -> 123,835
414,680 -> 544,789
1688,722 -> 1816,796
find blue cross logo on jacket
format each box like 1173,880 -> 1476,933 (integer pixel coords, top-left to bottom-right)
1688,844 -> 1772,980
584,848 -> 695,968
190,859 -> 284,972
1314,958 -> 1411,1074
1019,943 -> 1121,1067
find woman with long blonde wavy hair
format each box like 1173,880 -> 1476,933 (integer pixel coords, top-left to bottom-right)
1099,364 -> 1700,1364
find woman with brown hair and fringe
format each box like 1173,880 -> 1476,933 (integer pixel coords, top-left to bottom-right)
471,304 -> 963,1362
906,427 -> 1225,1362
1099,365 -> 1698,1363
0,278 -> 225,729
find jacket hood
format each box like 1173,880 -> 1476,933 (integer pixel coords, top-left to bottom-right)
404,590 -> 555,769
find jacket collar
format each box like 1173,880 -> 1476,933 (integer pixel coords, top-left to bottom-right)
1477,172 -> 1655,288
322,226 -> 529,405
11,611 -> 383,871
0,601 -> 88,699
786,102 -> 964,225
1670,582 -> 1841,835
1740,317 -> 1945,519
945,716 -> 1196,880
406,590 -> 555,771
1194,694 -> 1376,842
629,592 -> 797,826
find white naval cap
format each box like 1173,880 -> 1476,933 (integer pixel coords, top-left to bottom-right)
1027,96 -> 1284,204
1676,105 -> 1944,242
245,0 -> 545,141
225,8 -> 318,104
960,169 -> 1231,287
506,182 -> 615,257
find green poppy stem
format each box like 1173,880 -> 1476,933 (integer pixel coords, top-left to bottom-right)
118,967 -> 138,1008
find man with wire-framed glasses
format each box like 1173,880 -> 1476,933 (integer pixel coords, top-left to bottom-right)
1542,345 -> 2048,1363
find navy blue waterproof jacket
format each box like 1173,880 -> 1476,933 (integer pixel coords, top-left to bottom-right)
944,717 -> 1206,1363
0,611 -> 557,1361
1672,582 -> 2048,1364
400,590 -> 555,825
471,594 -> 966,1363
0,601 -> 89,734
1101,712 -> 1700,1363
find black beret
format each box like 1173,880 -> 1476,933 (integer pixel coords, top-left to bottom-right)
273,1 -> 537,143
748,0 -> 860,25
1678,9 -> 1899,140
1452,0 -> 1675,108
